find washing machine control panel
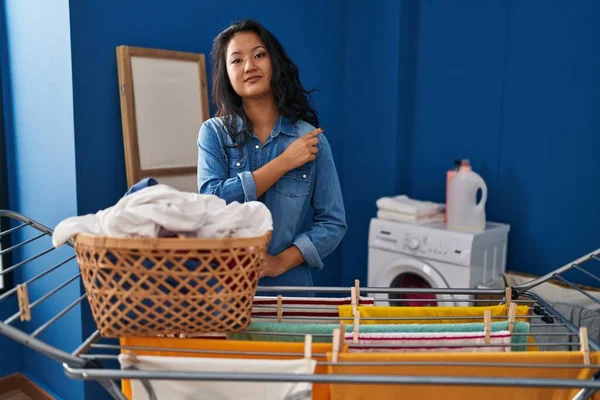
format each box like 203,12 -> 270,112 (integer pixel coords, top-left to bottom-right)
403,234 -> 448,256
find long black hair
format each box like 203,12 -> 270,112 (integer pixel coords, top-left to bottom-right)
211,20 -> 319,146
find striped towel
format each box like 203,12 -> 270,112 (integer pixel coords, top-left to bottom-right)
345,331 -> 512,353
251,296 -> 375,324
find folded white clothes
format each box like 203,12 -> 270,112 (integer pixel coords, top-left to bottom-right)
376,209 -> 444,224
376,195 -> 443,217
118,354 -> 316,400
345,331 -> 512,353
52,184 -> 273,247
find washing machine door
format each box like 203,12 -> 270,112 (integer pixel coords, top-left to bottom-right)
371,255 -> 457,307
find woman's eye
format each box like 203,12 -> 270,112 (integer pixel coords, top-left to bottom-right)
255,52 -> 266,59
231,59 -> 242,64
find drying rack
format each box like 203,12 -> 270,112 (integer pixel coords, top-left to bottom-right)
2,209 -> 600,400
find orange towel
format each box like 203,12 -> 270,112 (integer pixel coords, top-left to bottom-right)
327,351 -> 600,400
338,304 -> 530,324
119,336 -> 346,400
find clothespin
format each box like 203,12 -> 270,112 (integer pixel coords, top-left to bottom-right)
331,324 -> 346,363
352,311 -> 360,344
508,302 -> 517,333
505,287 -> 512,309
351,287 -> 358,316
17,284 -> 31,322
304,334 -> 312,371
126,351 -> 140,364
580,327 -> 591,366
277,295 -> 283,323
483,310 -> 491,345
354,279 -> 360,303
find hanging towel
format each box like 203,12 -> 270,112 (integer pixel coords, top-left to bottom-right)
339,304 -> 530,325
119,354 -> 315,400
375,195 -> 443,217
345,330 -> 512,353
119,336 -> 346,400
327,351 -> 600,400
227,321 -> 530,350
251,295 -> 375,323
52,184 -> 272,247
377,209 -> 444,224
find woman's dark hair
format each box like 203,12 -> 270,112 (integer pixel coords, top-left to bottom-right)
211,20 -> 319,146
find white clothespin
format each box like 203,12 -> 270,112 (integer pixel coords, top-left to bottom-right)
353,311 -> 360,344
505,287 -> 512,309
126,351 -> 140,364
483,310 -> 491,345
304,334 -> 312,371
277,295 -> 283,323
508,302 -> 517,333
351,287 -> 358,316
331,324 -> 346,363
580,327 -> 591,366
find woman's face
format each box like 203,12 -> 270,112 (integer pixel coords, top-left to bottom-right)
225,31 -> 272,100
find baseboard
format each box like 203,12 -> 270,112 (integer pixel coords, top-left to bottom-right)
0,374 -> 55,399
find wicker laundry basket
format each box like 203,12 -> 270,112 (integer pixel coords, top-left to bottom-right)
73,232 -> 270,338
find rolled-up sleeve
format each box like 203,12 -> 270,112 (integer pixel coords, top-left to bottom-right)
197,121 -> 257,203
292,135 -> 347,269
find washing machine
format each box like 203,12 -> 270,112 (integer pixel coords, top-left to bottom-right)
368,217 -> 510,307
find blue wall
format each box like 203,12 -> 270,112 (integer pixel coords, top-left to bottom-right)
1,1 -> 84,399
68,0 -> 347,288
2,1 -> 600,398
409,0 -> 600,279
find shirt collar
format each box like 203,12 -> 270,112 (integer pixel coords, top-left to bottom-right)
234,114 -> 299,138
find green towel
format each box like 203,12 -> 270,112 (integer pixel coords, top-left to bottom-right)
228,321 -> 530,351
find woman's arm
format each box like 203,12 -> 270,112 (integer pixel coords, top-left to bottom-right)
261,133 -> 347,277
197,121 -> 322,201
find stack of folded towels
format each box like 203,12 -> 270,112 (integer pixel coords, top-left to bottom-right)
376,195 -> 444,224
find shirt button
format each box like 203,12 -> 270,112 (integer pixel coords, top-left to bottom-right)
236,162 -> 241,167
302,174 -> 307,179
255,145 -> 260,149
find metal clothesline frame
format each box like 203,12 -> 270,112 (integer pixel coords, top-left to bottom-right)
1,210 -> 600,400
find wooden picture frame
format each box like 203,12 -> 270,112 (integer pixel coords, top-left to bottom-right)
116,45 -> 210,192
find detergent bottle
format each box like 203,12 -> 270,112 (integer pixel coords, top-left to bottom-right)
447,160 -> 487,232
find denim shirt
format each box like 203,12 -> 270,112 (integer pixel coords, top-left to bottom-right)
197,115 -> 347,290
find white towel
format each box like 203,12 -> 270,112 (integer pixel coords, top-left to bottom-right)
376,209 -> 444,224
52,184 -> 273,247
345,331 -> 512,353
376,195 -> 443,217
118,354 -> 316,400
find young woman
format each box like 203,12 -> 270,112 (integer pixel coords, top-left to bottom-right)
197,20 -> 346,289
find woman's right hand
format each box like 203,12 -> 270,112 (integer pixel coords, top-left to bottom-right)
279,128 -> 323,170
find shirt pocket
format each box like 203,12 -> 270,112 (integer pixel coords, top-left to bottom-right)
275,165 -> 313,197
227,154 -> 247,178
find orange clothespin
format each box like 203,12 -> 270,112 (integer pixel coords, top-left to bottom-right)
483,310 -> 491,345
580,327 -> 591,366
17,284 -> 31,322
276,295 -> 283,323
